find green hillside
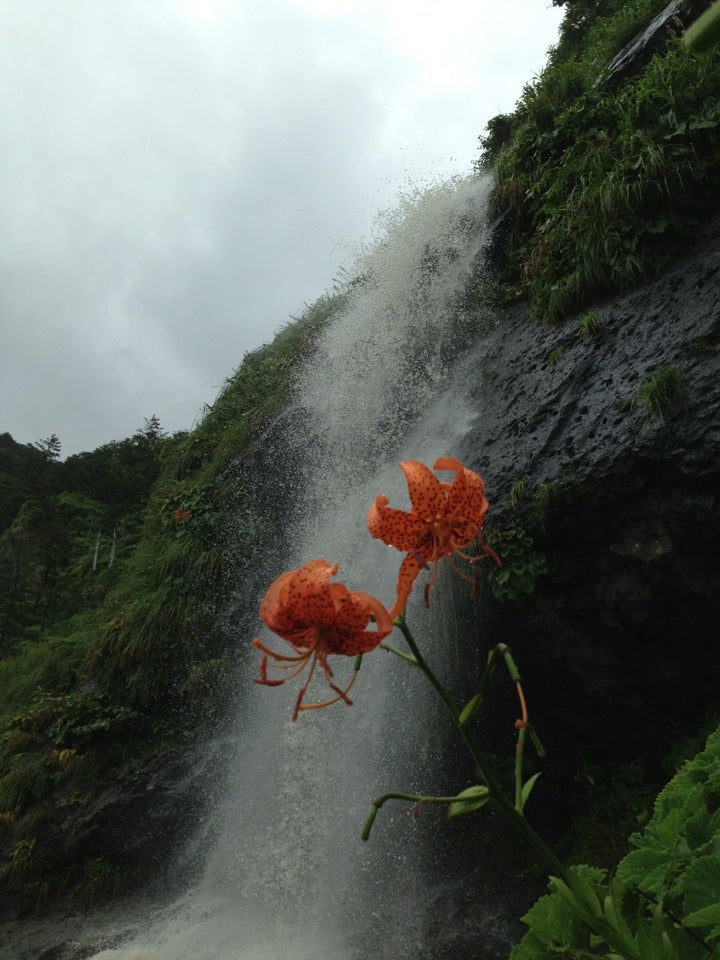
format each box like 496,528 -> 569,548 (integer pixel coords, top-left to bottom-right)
0,294 -> 343,904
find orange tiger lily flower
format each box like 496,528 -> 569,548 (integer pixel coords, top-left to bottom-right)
253,559 -> 393,721
367,457 -> 499,617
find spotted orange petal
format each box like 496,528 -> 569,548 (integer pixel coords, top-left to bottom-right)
435,458 -> 485,516
285,558 -> 338,626
259,569 -> 298,635
388,552 -> 425,619
367,495 -> 425,552
400,460 -> 445,522
330,587 -> 394,655
260,560 -> 338,644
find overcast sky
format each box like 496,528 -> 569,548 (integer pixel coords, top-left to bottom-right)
0,0 -> 563,457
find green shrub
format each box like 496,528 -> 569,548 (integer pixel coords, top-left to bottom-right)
615,723 -> 720,951
486,524 -> 548,603
509,475 -> 532,506
481,3 -> 720,320
73,856 -> 124,906
635,365 -> 687,422
511,723 -> 720,959
579,309 -> 603,336
0,837 -> 38,889
0,754 -> 56,811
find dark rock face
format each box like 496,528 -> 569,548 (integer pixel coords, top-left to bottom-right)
458,212 -> 720,808
0,739 -> 228,927
0,740 -> 231,957
50,740 -> 228,882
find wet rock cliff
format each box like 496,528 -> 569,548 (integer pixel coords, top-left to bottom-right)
417,212 -> 720,960
461,212 -> 720,777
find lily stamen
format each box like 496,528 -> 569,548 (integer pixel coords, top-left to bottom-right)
367,457 -> 500,616
252,560 -> 392,721
298,669 -> 359,714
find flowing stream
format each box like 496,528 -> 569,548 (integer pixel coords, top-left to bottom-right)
89,173 -> 502,960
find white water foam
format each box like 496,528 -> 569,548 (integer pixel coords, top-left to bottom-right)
86,174 -> 493,960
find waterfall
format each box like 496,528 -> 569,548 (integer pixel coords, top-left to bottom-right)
90,173 -> 501,960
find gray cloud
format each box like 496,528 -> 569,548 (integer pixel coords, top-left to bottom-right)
0,0 -> 562,455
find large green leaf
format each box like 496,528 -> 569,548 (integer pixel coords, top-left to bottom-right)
514,890 -> 590,954
680,853 -> 720,919
615,848 -> 674,894
684,903 -> 720,927
653,808 -> 686,850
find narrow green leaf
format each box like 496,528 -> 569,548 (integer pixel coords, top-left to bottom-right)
458,693 -> 481,727
549,874 -> 601,924
602,891 -> 635,946
649,903 -> 667,960
520,772 -> 542,811
529,729 -> 546,758
447,785 -> 490,819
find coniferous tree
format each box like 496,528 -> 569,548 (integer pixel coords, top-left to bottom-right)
31,434 -> 62,461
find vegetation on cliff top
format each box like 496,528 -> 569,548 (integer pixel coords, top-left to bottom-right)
478,0 -> 720,320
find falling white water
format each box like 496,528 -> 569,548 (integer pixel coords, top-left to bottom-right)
87,174 -> 495,960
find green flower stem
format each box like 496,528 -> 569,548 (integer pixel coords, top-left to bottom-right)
361,790 -> 481,841
477,646 -> 501,686
515,724 -> 527,812
497,643 -> 521,683
394,618 -> 557,861
379,641 -> 419,667
392,623 -> 576,880
459,646 -> 501,725
393,614 -> 459,720
461,713 -> 643,959
492,644 -> 531,811
393,617 -> 642,960
459,645 -> 523,728
460,715 -> 569,879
